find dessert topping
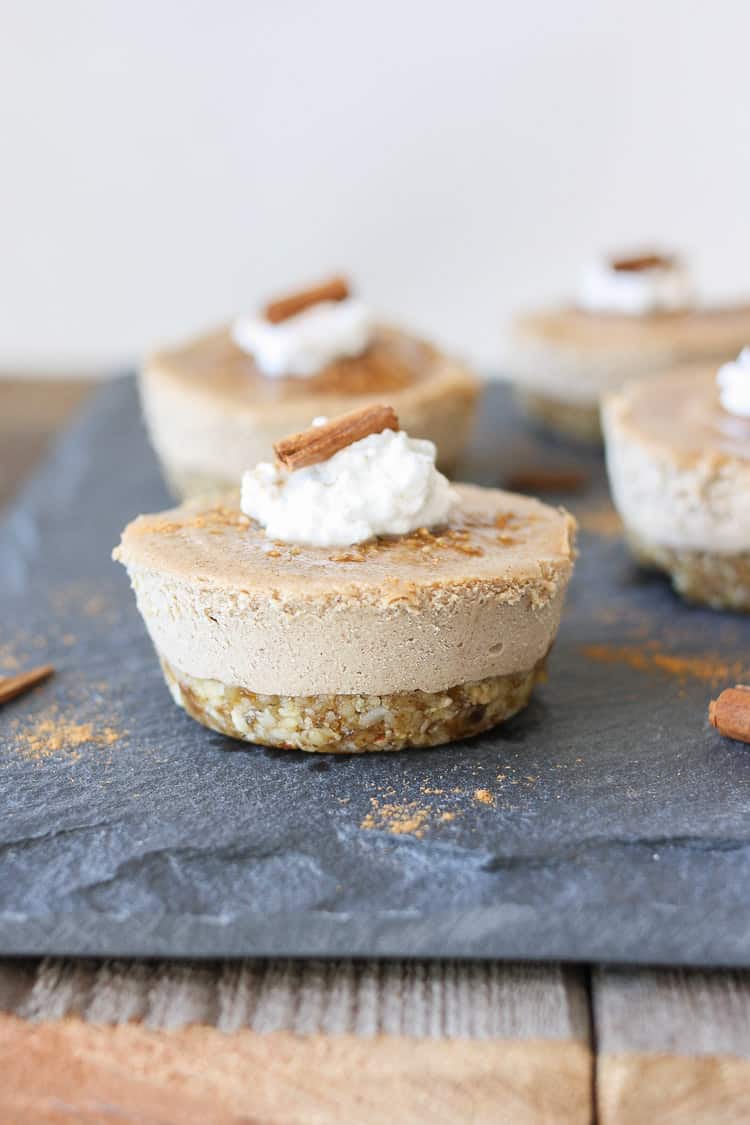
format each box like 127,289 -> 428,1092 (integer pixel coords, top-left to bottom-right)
241,405 -> 455,547
0,663 -> 54,706
232,275 -> 374,377
264,276 -> 349,323
610,253 -> 672,272
717,347 -> 750,417
709,685 -> 750,744
576,250 -> 693,315
274,404 -> 400,470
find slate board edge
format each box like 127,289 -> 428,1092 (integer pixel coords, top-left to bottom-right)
3,905 -> 750,967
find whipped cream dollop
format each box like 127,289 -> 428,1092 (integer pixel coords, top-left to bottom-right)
241,424 -> 455,547
577,253 -> 693,316
232,298 -> 374,377
717,347 -> 750,417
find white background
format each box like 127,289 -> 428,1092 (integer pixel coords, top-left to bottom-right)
1,0 -> 749,374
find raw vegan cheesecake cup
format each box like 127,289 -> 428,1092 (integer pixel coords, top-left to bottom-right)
140,275 -> 481,498
115,405 -> 576,752
603,352 -> 750,611
506,251 -> 750,443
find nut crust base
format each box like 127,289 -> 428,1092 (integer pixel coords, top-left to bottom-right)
516,390 -> 602,444
627,529 -> 750,612
160,656 -> 547,753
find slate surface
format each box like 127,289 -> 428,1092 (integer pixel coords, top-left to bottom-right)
2,376 -> 750,965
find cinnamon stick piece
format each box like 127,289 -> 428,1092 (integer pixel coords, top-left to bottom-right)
274,405 -> 400,471
264,276 -> 350,324
0,663 -> 54,706
709,685 -> 750,744
611,253 -> 672,273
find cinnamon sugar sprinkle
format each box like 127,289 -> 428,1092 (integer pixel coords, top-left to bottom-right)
9,706 -> 125,761
146,505 -> 535,566
359,779 -> 507,837
360,798 -> 433,838
324,515 -> 533,563
583,644 -> 748,686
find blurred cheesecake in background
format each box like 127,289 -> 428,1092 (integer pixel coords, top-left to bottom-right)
140,276 -> 481,498
603,351 -> 750,611
505,251 -> 750,443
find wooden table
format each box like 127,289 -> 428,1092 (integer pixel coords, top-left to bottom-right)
2,378 -> 750,1124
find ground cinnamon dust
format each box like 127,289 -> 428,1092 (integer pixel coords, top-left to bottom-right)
10,707 -> 124,761
360,798 -> 433,838
359,783 -> 502,837
583,643 -> 748,685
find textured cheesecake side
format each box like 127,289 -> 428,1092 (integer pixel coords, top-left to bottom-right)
114,487 -> 576,697
139,326 -> 481,497
506,305 -> 750,441
603,375 -> 750,609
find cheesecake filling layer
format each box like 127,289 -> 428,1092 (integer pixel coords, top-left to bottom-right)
115,485 -> 576,697
603,367 -> 750,555
507,305 -> 750,408
128,568 -> 569,696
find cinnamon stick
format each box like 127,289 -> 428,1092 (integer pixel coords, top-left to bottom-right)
264,276 -> 350,324
611,253 -> 672,273
709,685 -> 750,744
274,404 -> 400,471
0,664 -> 54,706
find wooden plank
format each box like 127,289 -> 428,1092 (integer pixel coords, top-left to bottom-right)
594,967 -> 750,1124
0,376 -> 97,510
0,958 -> 593,1124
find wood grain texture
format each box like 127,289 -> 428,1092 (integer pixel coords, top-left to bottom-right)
4,958 -> 590,1038
0,377 -> 96,510
0,959 -> 593,1124
595,968 -> 750,1124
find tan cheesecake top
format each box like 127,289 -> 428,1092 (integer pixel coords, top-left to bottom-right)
115,485 -> 575,694
513,303 -> 750,359
605,364 -> 750,466
147,324 -> 455,406
115,484 -> 575,606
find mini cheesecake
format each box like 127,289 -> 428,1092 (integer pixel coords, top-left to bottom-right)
140,278 -> 480,497
506,252 -> 750,443
603,364 -> 750,610
114,485 -> 576,753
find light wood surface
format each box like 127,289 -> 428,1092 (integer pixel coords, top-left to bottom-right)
1,960 -> 593,1124
5,376 -> 750,1124
0,377 -> 96,510
595,968 -> 750,1124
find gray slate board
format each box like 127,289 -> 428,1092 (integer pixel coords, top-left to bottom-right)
1,377 -> 749,965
